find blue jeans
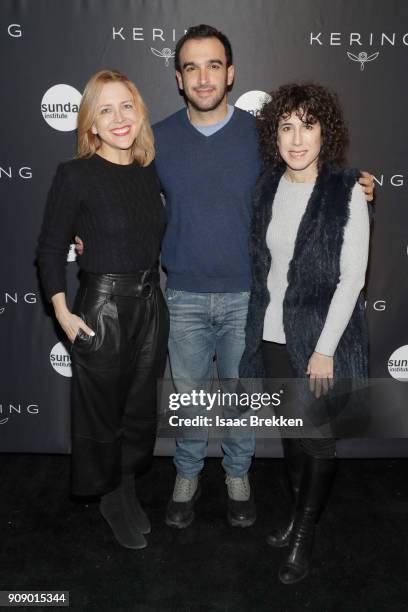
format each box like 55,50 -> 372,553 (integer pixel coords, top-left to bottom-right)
165,289 -> 255,478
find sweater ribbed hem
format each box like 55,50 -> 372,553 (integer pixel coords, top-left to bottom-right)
166,273 -> 250,293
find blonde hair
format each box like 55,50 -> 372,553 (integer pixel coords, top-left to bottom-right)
77,69 -> 155,166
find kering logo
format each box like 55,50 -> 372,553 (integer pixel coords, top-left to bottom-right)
0,292 -> 37,315
347,51 -> 379,70
7,24 -> 22,37
0,403 -> 40,426
0,166 -> 32,179
41,84 -> 82,132
235,91 -> 271,117
373,300 -> 386,312
112,27 -> 187,66
388,345 -> 408,382
310,32 -> 408,72
112,27 -> 184,42
373,174 -> 405,188
50,342 -> 72,378
310,32 -> 408,47
151,47 -> 175,66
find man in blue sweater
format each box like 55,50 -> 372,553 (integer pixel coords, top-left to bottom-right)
153,25 -> 260,529
153,24 -> 375,530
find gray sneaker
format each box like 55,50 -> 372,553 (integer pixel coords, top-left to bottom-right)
166,474 -> 200,528
225,473 -> 256,527
172,474 -> 199,502
225,474 -> 250,501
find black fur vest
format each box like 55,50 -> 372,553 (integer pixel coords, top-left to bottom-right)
239,162 -> 369,379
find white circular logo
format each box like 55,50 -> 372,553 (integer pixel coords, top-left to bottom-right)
388,345 -> 408,381
50,341 -> 72,377
41,84 -> 82,132
235,90 -> 271,116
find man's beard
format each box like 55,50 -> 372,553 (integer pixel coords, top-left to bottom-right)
184,82 -> 228,113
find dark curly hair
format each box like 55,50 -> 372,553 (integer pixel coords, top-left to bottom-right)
257,83 -> 348,170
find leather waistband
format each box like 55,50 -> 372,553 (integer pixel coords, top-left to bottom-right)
81,269 -> 160,299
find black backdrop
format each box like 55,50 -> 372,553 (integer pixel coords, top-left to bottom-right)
1,0 -> 408,455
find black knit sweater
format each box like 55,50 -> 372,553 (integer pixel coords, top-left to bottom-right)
37,154 -> 166,300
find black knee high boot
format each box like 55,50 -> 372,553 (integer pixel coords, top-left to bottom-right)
267,439 -> 304,548
278,454 -> 336,584
283,439 -> 303,496
99,475 -> 149,549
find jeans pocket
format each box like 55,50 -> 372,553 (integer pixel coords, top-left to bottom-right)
165,288 -> 182,302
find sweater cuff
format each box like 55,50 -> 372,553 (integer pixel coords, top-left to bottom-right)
44,282 -> 67,303
314,338 -> 335,358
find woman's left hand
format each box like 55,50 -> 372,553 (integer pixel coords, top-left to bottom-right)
306,352 -> 334,398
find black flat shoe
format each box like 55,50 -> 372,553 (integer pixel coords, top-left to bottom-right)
99,494 -> 147,550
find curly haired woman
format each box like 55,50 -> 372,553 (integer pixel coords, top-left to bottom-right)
239,83 -> 371,583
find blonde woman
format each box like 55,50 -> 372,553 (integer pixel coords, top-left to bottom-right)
38,70 -> 168,549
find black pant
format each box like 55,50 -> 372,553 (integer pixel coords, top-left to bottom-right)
262,341 -> 336,458
70,271 -> 169,496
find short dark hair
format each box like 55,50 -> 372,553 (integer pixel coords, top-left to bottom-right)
174,24 -> 233,71
257,83 -> 349,170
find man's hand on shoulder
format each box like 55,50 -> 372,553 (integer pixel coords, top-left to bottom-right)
359,171 -> 375,203
75,235 -> 84,256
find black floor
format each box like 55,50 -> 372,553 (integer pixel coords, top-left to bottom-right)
1,454 -> 408,612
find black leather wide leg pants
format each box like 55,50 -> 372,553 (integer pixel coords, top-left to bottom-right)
70,271 -> 169,496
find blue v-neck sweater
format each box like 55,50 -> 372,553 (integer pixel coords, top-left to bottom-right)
153,108 -> 261,292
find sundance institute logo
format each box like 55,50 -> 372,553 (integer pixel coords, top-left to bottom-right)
50,342 -> 72,377
41,84 -> 82,132
388,345 -> 408,382
235,91 -> 271,116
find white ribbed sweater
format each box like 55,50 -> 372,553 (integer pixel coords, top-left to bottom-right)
263,175 -> 370,356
